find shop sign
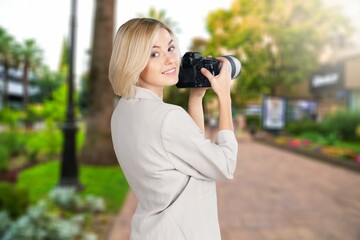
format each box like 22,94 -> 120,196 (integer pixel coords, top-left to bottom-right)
310,64 -> 344,93
311,73 -> 339,88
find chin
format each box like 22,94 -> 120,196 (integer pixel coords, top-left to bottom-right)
167,77 -> 179,86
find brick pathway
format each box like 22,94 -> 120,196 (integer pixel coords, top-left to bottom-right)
108,136 -> 360,240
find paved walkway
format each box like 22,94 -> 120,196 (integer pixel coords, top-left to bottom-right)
108,136 -> 360,240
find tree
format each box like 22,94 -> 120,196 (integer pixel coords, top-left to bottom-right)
19,39 -> 42,109
58,38 -> 70,74
30,38 -> 68,103
30,66 -> 64,103
0,27 -> 16,107
200,0 -> 352,105
189,37 -> 209,53
77,72 -> 89,115
138,7 -> 181,34
80,0 -> 117,165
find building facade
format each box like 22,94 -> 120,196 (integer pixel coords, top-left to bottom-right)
310,53 -> 360,119
0,65 -> 37,109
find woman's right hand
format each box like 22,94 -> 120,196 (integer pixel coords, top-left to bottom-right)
201,57 -> 233,131
200,57 -> 232,100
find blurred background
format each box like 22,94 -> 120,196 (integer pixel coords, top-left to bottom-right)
0,0 -> 359,239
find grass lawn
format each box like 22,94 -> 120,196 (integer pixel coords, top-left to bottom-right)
16,160 -> 129,213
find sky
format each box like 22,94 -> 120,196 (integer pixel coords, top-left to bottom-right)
0,0 -> 233,78
0,0 -> 359,80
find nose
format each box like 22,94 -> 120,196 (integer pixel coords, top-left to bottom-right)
164,52 -> 175,65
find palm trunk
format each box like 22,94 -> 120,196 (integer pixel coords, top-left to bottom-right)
80,0 -> 117,165
22,61 -> 29,109
3,62 -> 9,106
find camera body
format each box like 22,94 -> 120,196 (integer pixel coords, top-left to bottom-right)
176,52 -> 241,88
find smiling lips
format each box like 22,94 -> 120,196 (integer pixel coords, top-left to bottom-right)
162,67 -> 176,75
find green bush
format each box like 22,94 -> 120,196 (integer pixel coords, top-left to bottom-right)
24,104 -> 43,126
298,131 -> 324,143
1,188 -> 104,240
0,182 -> 30,219
0,211 -> 12,236
298,131 -> 339,146
0,146 -> 10,172
322,110 -> 360,141
0,107 -> 21,129
286,120 -> 323,135
246,115 -> 261,130
25,120 -> 62,162
0,131 -> 28,157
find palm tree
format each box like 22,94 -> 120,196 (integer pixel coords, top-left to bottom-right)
139,7 -> 181,34
0,27 -> 15,107
80,0 -> 117,165
20,39 -> 42,109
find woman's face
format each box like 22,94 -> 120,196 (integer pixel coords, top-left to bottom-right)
138,28 -> 180,97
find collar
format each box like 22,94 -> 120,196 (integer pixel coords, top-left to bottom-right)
134,86 -> 163,101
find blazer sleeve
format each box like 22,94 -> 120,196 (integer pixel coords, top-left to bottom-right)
161,108 -> 238,181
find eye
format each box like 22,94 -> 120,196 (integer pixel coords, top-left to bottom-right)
151,51 -> 160,58
168,45 -> 176,52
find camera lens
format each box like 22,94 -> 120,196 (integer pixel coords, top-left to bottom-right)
222,55 -> 241,79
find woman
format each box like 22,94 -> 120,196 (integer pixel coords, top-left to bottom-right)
109,18 -> 238,240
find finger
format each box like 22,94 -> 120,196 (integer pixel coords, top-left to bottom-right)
217,58 -> 231,76
200,67 -> 214,81
200,68 -> 216,86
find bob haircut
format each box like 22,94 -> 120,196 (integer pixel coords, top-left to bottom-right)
109,18 -> 178,99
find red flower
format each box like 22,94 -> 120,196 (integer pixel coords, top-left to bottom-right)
288,139 -> 302,148
356,155 -> 360,165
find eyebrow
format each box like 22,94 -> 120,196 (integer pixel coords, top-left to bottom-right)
152,39 -> 174,49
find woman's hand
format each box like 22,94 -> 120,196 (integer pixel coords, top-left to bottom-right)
200,57 -> 231,101
200,57 -> 233,131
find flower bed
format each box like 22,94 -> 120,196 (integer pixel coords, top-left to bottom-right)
255,134 -> 360,173
273,136 -> 359,162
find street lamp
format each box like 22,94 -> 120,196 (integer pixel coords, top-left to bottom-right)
58,0 -> 83,190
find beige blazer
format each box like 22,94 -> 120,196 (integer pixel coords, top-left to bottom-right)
111,87 -> 238,240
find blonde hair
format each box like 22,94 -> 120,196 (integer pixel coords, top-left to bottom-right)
109,18 -> 177,98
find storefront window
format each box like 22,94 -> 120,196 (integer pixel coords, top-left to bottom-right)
287,100 -> 317,121
349,91 -> 360,111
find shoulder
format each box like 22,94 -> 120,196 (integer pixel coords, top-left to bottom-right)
161,103 -> 202,135
163,103 -> 190,122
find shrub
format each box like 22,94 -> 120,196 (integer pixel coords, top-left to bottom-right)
0,107 -> 21,130
286,120 -> 323,135
0,211 -> 12,236
0,131 -> 28,158
246,115 -> 261,130
0,146 -> 10,172
322,110 -> 360,141
298,131 -> 324,143
25,120 -> 62,162
49,188 -> 105,213
24,104 -> 43,126
299,131 -> 339,146
0,182 -> 30,219
0,188 -> 105,240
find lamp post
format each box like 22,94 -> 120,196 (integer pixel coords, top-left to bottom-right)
58,0 -> 83,190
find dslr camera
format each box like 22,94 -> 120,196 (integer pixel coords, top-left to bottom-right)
176,52 -> 241,88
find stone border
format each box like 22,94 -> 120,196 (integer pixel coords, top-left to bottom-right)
254,137 -> 360,174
